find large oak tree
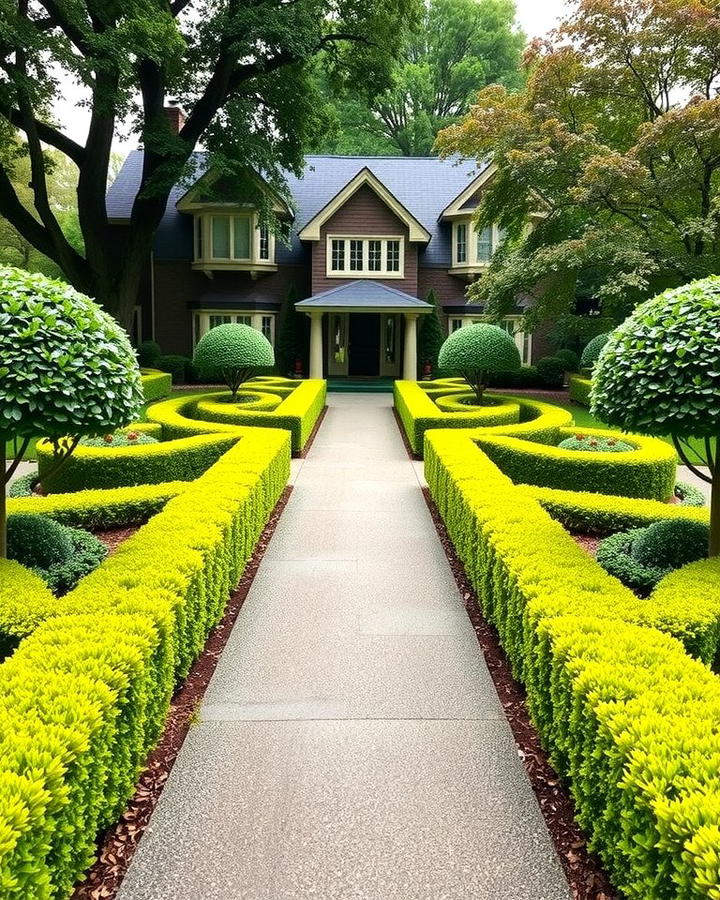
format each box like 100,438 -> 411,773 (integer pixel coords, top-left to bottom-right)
0,0 -> 419,328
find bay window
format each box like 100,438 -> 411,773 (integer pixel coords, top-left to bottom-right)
327,235 -> 405,278
192,213 -> 277,270
451,220 -> 505,270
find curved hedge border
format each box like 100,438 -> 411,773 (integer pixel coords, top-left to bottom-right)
393,380 -> 572,455
0,427 -> 290,897
140,368 -> 172,402
476,425 -> 677,501
433,393 -> 521,426
195,391 -> 282,417
0,561 -> 57,659
148,378 -> 326,453
568,374 -> 591,407
425,429 -> 720,898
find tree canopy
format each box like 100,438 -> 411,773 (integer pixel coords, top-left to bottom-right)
436,0 -> 720,332
0,0 -> 420,328
313,0 -> 524,156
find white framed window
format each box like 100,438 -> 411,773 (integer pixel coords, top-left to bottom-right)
452,221 -> 505,268
450,318 -> 464,333
476,226 -> 493,263
195,310 -> 276,346
193,213 -> 276,267
455,223 -> 467,264
259,225 -> 270,260
326,235 -> 405,278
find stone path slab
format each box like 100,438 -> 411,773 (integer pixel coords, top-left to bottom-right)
117,394 -> 571,900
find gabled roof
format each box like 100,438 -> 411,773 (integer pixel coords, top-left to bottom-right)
297,167 -> 430,242
439,163 -> 497,220
175,168 -> 292,217
295,280 -> 432,312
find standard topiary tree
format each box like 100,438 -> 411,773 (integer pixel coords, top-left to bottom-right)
417,289 -> 445,377
592,276 -> 720,555
193,323 -> 275,398
438,323 -> 521,404
0,266 -> 143,557
580,333 -> 610,370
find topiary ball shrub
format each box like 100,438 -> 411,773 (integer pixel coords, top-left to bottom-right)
437,324 -> 521,403
633,519 -> 710,571
580,333 -> 610,370
555,348 -> 580,372
79,430 -> 158,448
558,433 -> 634,453
674,481 -> 706,507
193,324 -> 275,398
137,340 -> 162,367
536,356 -> 566,388
7,514 -> 73,570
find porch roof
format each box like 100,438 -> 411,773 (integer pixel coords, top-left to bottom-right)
295,281 -> 432,314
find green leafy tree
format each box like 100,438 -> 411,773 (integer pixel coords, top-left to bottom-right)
314,0 -> 524,156
438,322 -> 520,402
591,277 -> 720,556
0,266 -> 143,557
417,289 -> 445,376
0,0 -> 420,329
193,324 -> 275,398
436,0 -> 720,328
275,286 -> 309,377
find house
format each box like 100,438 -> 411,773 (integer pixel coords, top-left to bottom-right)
107,134 -> 552,380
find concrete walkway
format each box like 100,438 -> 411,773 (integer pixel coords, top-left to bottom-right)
117,394 -> 570,900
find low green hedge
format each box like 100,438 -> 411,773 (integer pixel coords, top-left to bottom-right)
424,429 -> 720,898
36,433 -> 237,493
0,560 -> 57,659
568,374 -> 591,407
195,391 -> 282,418
0,427 -> 290,897
393,380 -> 573,455
140,368 -> 172,402
476,425 -> 676,501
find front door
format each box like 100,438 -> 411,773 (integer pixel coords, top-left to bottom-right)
348,313 -> 381,376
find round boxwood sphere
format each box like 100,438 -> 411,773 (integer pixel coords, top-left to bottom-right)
193,324 -> 274,386
7,513 -> 73,570
438,324 -> 521,380
0,267 -> 143,438
632,519 -> 710,570
580,333 -> 610,370
591,277 -> 720,437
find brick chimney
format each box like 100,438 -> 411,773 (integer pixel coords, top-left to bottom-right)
164,103 -> 185,134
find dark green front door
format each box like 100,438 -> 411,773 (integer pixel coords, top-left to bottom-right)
348,313 -> 381,376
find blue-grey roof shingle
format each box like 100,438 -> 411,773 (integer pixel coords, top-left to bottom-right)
295,280 -> 432,309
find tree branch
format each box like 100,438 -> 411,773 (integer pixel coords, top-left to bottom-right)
5,107 -> 85,166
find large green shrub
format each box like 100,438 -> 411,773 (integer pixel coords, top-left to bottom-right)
193,324 -> 275,398
555,348 -> 580,372
437,324 -> 521,403
580,332 -> 610,369
0,267 -> 142,555
592,276 -> 720,555
417,289 -> 445,377
535,355 -> 565,388
137,340 -> 162,367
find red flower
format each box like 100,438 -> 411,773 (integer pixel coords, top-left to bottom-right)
576,433 -> 585,440
590,439 -> 598,447
608,439 -> 616,446
127,431 -> 139,441
103,434 -> 114,444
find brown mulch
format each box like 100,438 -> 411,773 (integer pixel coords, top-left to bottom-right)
72,486 -> 293,900
392,408 -> 422,460
295,406 -> 327,458
93,526 -> 140,555
421,489 -> 617,900
572,533 -> 602,557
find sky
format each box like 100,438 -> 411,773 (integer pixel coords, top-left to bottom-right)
53,0 -> 571,152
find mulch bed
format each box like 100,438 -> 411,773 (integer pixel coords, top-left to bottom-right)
295,405 -> 327,458
94,526 -> 140,555
72,486 -> 293,900
572,533 -> 602,557
422,487 -> 616,900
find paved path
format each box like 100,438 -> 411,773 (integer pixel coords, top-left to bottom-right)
117,394 -> 570,900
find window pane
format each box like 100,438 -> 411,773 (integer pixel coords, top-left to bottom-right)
331,239 -> 345,271
259,225 -> 270,260
350,239 -> 364,271
456,224 -> 467,263
476,226 -> 493,262
233,217 -> 251,259
235,315 -> 252,326
386,240 -> 400,272
209,314 -> 232,329
451,318 -> 463,332
212,217 -> 230,258
261,315 -> 273,341
368,240 -> 382,271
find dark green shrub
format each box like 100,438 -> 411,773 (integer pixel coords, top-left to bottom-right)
417,290 -> 445,377
275,286 -> 309,377
675,481 -> 706,507
580,332 -> 610,369
193,324 -> 275,398
437,324 -> 521,402
485,366 -> 541,389
45,527 -> 107,594
137,340 -> 162,367
7,514 -> 72,569
555,348 -> 580,372
558,434 -> 634,453
156,354 -> 191,383
536,356 -> 565,388
8,473 -> 37,498
633,519 -> 710,570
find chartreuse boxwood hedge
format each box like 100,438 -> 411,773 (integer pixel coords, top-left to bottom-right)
425,429 -> 720,898
0,427 -> 290,897
139,368 -> 172,402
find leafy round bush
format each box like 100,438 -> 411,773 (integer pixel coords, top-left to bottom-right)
156,354 -> 191,383
7,472 -> 37,498
79,430 -> 158,448
596,529 -> 667,594
674,480 -> 706,507
592,278 -> 720,438
0,266 -> 143,439
633,519 -> 710,570
193,324 -> 275,397
438,324 -> 520,401
536,356 -> 565,388
137,340 -> 162,367
555,348 -> 580,372
45,527 -> 107,595
580,333 -> 610,370
7,514 -> 73,569
558,433 -> 634,453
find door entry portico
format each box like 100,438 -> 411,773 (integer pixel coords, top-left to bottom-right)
348,314 -> 381,376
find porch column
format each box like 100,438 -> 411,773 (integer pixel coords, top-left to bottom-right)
308,311 -> 324,379
402,313 -> 419,381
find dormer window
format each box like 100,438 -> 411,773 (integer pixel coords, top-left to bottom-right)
327,235 -> 404,278
451,220 -> 504,273
191,211 -> 277,273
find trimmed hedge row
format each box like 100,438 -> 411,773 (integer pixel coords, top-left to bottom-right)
476,426 -> 676,501
36,433 -> 237,493
140,368 -> 172,402
0,428 -> 291,897
393,380 -> 572,455
0,561 -> 57,659
195,391 -> 282,418
147,378 -> 327,453
424,430 -> 720,898
568,374 -> 591,407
